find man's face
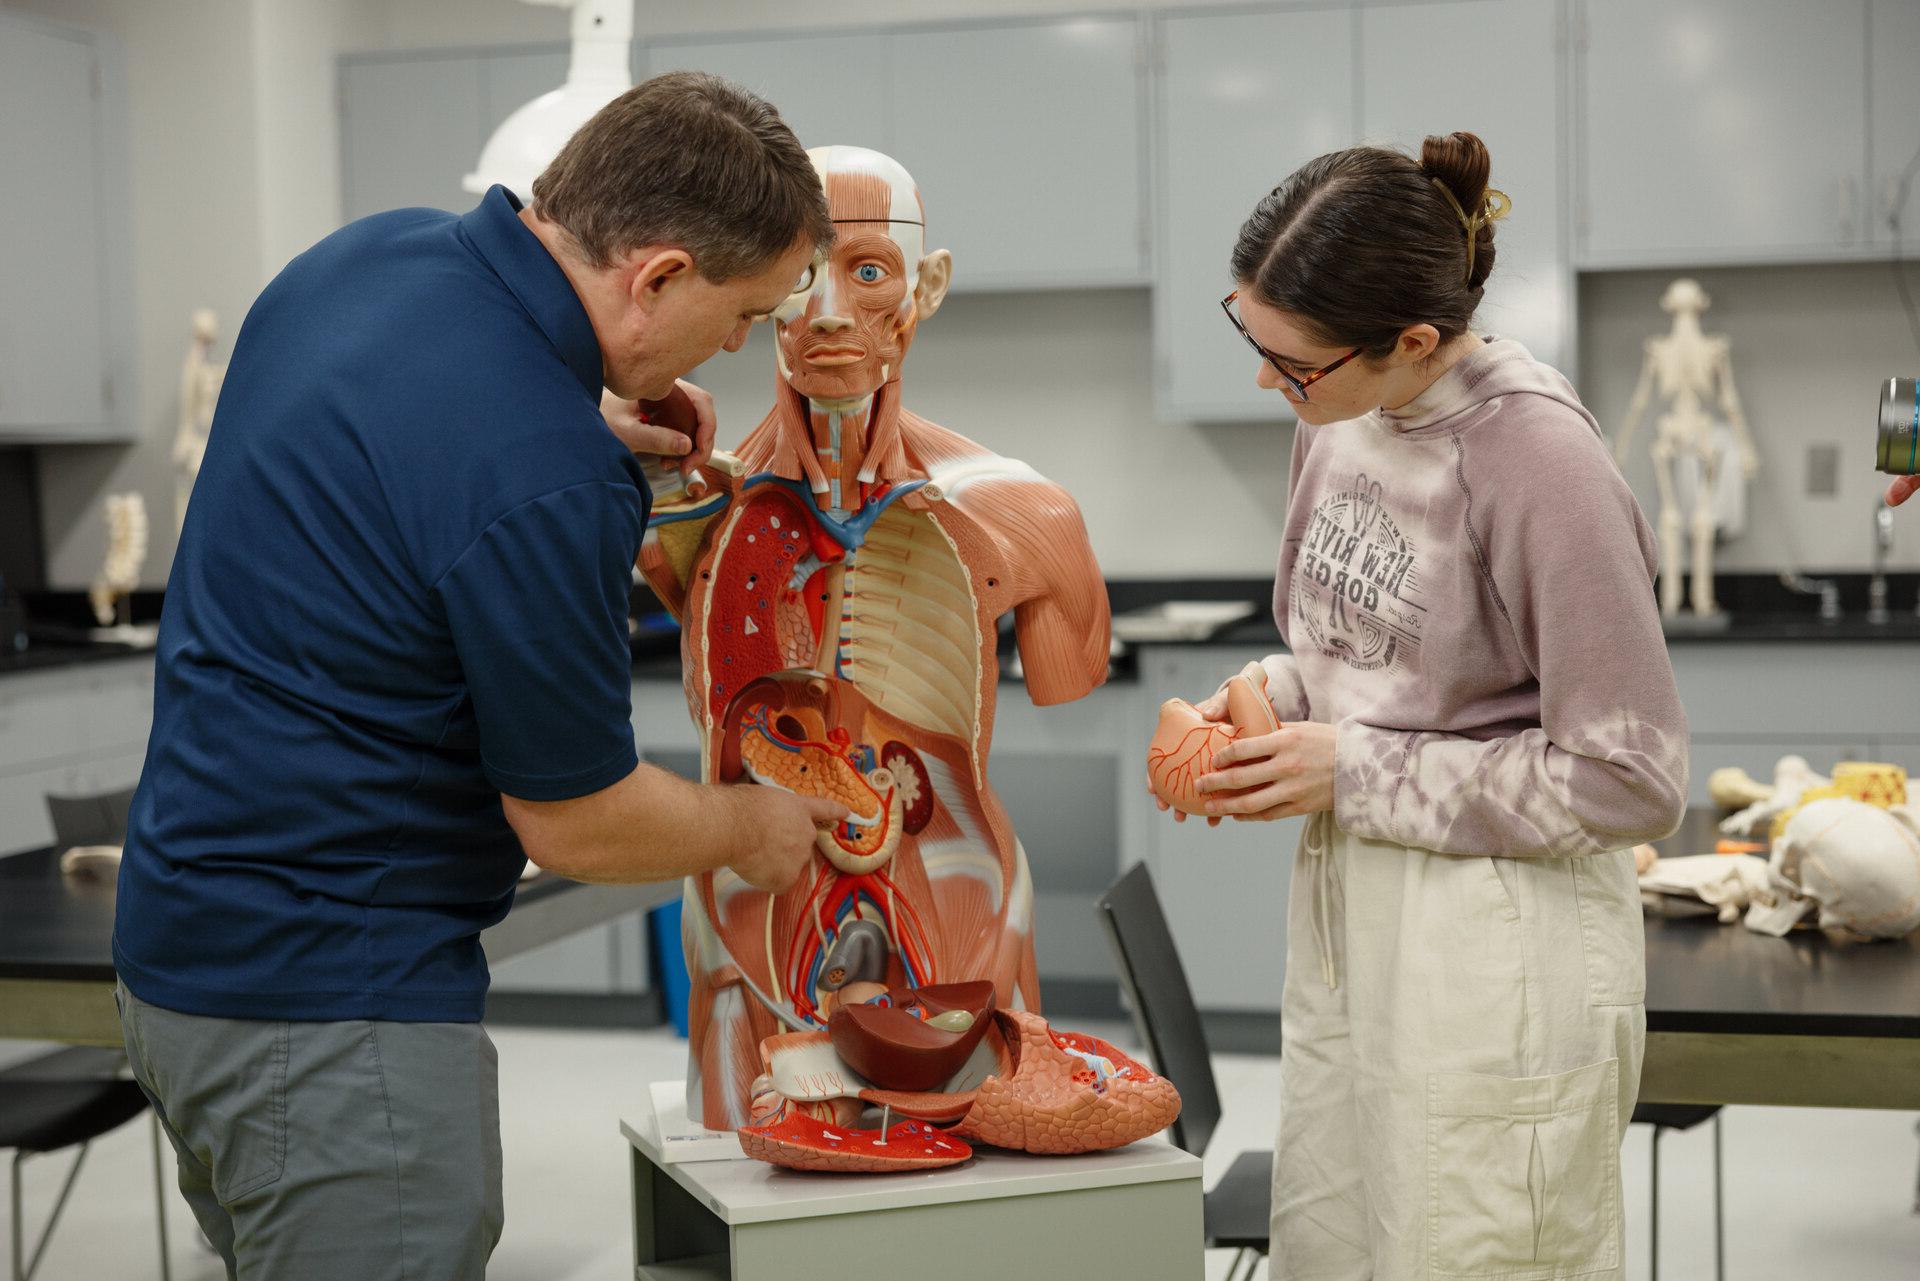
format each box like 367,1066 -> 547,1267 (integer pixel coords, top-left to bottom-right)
605,236 -> 818,401
772,164 -> 929,404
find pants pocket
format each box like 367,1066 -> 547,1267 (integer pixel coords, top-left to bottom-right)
1426,1058 -> 1622,1279
1574,851 -> 1646,1006
214,1020 -> 290,1201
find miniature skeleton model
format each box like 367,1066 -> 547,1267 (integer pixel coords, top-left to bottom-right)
638,147 -> 1112,1131
173,309 -> 225,535
89,492 -> 148,629
1613,279 -> 1759,618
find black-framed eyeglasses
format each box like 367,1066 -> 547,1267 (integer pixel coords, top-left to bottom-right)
1221,289 -> 1364,401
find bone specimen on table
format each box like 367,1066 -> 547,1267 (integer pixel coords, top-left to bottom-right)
635,146 -> 1111,1130
1720,755 -> 1830,837
1743,799 -> 1920,940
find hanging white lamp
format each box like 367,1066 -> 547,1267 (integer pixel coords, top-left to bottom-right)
463,0 -> 634,200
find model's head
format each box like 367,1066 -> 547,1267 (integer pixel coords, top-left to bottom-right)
768,146 -> 953,405
1226,132 -> 1507,423
528,72 -> 834,400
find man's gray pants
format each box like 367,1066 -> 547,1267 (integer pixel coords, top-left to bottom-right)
116,983 -> 503,1280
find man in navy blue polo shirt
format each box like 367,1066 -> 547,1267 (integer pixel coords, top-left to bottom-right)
112,73 -> 843,1279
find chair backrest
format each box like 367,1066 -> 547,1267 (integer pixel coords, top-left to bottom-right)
1094,861 -> 1222,1158
44,785 -> 136,850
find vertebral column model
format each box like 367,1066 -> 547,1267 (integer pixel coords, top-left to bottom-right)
639,147 -> 1111,1129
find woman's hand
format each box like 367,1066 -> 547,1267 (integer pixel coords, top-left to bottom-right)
1195,720 -> 1336,822
1146,680 -> 1235,826
600,380 -> 717,478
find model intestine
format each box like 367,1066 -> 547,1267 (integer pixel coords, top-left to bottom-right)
637,147 -> 1137,1152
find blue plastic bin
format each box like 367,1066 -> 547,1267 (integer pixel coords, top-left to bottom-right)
647,898 -> 691,1038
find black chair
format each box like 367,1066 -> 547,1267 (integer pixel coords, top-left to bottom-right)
42,786 -> 135,852
0,1047 -> 170,1281
1096,862 -> 1270,1281
1632,1102 -> 1723,1281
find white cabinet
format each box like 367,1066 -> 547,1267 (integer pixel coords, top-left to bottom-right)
1869,0 -> 1920,250
1154,6 -> 1357,423
1135,645 -> 1295,1012
1358,0 -> 1569,372
646,18 -> 1148,291
889,18 -> 1148,291
644,34 -> 891,156
0,659 -> 151,854
339,45 -> 572,221
1576,0 -> 1870,267
0,12 -> 132,441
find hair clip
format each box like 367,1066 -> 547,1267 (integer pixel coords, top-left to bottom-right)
1429,179 -> 1512,286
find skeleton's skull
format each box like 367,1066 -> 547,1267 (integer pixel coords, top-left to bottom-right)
1756,798 -> 1920,939
769,146 -> 952,405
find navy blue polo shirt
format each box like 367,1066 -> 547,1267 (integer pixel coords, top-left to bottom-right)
114,187 -> 649,1022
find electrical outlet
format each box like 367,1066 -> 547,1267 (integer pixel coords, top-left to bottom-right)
1805,443 -> 1840,497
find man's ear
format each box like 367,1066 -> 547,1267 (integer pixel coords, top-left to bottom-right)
629,248 -> 697,313
913,249 -> 953,322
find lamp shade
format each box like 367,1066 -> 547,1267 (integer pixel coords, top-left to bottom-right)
463,0 -> 634,200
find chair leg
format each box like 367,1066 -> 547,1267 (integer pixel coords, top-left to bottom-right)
12,1142 -> 92,1281
1226,1247 -> 1259,1281
1648,1125 -> 1662,1281
150,1111 -> 173,1281
11,1150 -> 22,1281
1711,1113 -> 1724,1281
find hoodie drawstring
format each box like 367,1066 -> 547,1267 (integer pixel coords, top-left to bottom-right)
1304,810 -> 1337,991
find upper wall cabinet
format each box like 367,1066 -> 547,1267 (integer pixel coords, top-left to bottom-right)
887,19 -> 1147,291
1155,0 -> 1566,422
1358,0 -> 1568,374
645,17 -> 1149,292
1575,0 -> 1870,267
0,12 -> 134,441
1869,0 -> 1920,252
339,45 -> 572,221
1154,6 -> 1358,424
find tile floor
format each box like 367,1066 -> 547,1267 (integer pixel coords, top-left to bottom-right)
5,1021 -> 1917,1279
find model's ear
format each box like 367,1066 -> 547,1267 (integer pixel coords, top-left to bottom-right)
913,249 -> 953,321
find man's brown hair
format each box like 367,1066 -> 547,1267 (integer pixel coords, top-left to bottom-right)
530,71 -> 832,281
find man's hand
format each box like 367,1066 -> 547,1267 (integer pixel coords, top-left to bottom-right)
726,787 -> 847,893
1195,720 -> 1337,822
1888,474 -> 1919,508
600,380 -> 717,478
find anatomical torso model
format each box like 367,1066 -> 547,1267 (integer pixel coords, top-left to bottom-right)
638,147 -> 1112,1130
1612,278 -> 1759,618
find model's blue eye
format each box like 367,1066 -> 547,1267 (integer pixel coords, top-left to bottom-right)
855,263 -> 885,283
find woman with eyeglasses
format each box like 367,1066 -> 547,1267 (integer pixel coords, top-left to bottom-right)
1162,132 -> 1688,1279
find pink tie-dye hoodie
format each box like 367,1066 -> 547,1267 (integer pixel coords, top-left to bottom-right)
1261,337 -> 1688,857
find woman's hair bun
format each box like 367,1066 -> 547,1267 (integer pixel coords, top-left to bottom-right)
1420,131 -> 1492,212
1421,131 -> 1497,289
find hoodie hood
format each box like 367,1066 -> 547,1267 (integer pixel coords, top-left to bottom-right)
1377,337 -> 1597,440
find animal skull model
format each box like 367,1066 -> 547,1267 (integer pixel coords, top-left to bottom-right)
1744,798 -> 1920,940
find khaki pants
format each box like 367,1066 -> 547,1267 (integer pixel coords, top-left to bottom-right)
116,983 -> 503,1281
1271,813 -> 1645,1280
